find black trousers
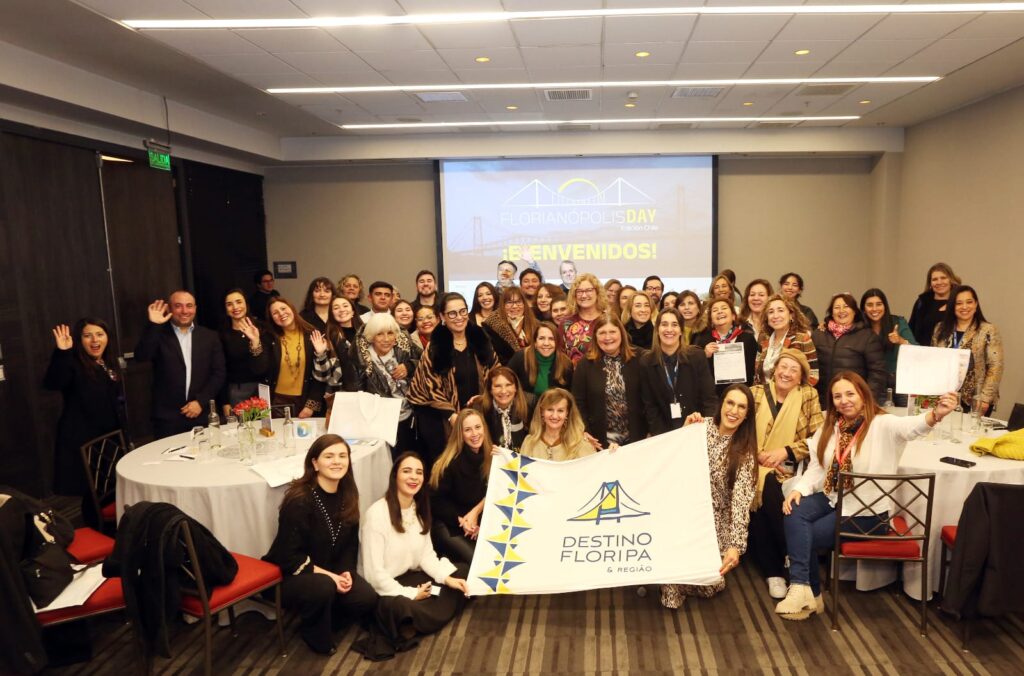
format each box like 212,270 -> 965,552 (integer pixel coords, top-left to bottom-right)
393,417 -> 419,462
748,473 -> 788,578
431,521 -> 476,565
280,571 -> 378,654
412,406 -> 449,478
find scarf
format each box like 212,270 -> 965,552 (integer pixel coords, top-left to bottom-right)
712,325 -> 743,343
534,350 -> 554,394
752,382 -> 804,509
824,416 -> 864,495
496,405 -> 514,448
602,354 -> 628,444
370,349 -> 411,419
827,320 -> 855,340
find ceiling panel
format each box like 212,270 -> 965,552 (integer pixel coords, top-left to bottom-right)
742,61 -> 821,78
520,45 -> 602,69
946,13 -> 1024,39
604,15 -> 696,44
812,61 -> 901,77
774,15 -> 883,42
274,51 -> 367,73
656,98 -> 723,115
233,28 -> 346,53
185,0 -> 307,19
355,49 -> 449,70
672,62 -> 751,79
527,66 -> 604,82
536,99 -> 603,116
681,41 -> 768,64
603,42 -> 684,66
860,13 -> 980,40
502,0 -> 600,9
198,51 -> 300,75
756,40 -> 850,63
232,71 -> 320,89
602,64 -> 678,80
305,70 -> 393,86
511,18 -> 603,47
398,0 -> 503,11
326,25 -> 432,51
831,39 -> 932,64
145,29 -> 264,54
477,96 -> 543,114
75,0 -> 207,20
379,69 -> 460,85
437,47 -> 525,69
689,15 -> 790,42
454,67 -> 531,83
893,36 -> 1019,71
417,22 -> 518,49
353,92 -> 425,115
291,0 -> 404,14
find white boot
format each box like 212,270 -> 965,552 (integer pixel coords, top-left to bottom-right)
775,583 -> 816,620
767,577 -> 788,599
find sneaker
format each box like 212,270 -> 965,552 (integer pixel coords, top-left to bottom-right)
767,577 -> 788,599
774,583 -> 816,620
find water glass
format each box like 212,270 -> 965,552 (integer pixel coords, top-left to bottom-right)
191,426 -> 214,463
969,397 -> 983,434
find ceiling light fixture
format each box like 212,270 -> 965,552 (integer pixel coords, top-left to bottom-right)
794,49 -> 811,55
475,56 -> 491,63
859,99 -> 872,104
743,101 -> 754,106
635,51 -> 651,58
340,115 -> 859,130
624,102 -> 637,108
123,4 -> 1024,29
269,76 -> 939,95
506,105 -> 519,110
100,155 -> 134,163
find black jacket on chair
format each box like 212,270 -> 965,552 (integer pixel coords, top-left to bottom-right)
134,322 -> 226,435
941,483 -> 1024,620
812,323 -> 887,403
572,355 -> 646,447
638,346 -> 718,436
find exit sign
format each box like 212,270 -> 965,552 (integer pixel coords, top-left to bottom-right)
148,148 -> 171,171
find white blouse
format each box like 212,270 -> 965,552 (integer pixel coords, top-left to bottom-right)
794,413 -> 932,516
359,498 -> 457,599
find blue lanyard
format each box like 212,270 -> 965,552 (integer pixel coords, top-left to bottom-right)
952,331 -> 964,349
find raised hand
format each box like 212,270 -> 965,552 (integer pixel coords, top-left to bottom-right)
887,326 -> 903,345
239,317 -> 260,345
147,300 -> 171,324
310,330 -> 328,356
52,324 -> 73,350
683,412 -> 704,426
704,342 -> 719,358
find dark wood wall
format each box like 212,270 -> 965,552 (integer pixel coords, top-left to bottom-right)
0,128 -> 266,495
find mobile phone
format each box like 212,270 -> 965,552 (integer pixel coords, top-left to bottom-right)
939,456 -> 976,469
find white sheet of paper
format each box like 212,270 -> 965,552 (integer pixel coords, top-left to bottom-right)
249,454 -> 306,488
896,345 -> 965,395
327,391 -> 402,446
32,564 -> 106,612
713,342 -> 746,384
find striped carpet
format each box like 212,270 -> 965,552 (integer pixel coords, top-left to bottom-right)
45,560 -> 1024,675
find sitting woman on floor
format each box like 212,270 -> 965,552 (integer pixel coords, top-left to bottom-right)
357,452 -> 470,660
263,434 -> 378,655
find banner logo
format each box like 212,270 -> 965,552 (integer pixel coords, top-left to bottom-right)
568,481 -> 650,524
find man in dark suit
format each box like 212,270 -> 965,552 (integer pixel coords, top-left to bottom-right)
135,290 -> 226,439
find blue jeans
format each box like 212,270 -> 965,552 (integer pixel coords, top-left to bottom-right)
783,493 -> 887,595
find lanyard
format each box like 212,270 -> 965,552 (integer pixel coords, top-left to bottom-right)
951,331 -> 964,349
833,422 -> 865,467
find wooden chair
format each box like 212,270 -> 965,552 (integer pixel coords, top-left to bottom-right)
79,430 -> 129,531
831,471 -> 936,634
175,520 -> 286,676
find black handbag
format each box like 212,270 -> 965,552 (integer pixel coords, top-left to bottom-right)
20,511 -> 75,608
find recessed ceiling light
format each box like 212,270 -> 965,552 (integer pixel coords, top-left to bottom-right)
624,102 -> 637,108
340,115 -> 858,130
123,5 -> 1024,29
506,105 -> 519,110
100,155 -> 133,163
475,56 -> 491,63
794,49 -> 811,56
635,51 -> 651,58
268,76 -> 940,95
859,99 -> 872,104
743,101 -> 754,106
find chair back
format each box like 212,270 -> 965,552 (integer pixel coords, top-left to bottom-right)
833,471 -> 936,561
176,520 -> 213,617
79,430 -> 129,520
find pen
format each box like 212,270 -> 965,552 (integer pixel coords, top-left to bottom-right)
162,445 -> 187,454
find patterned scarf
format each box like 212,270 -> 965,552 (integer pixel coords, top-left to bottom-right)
824,416 -> 864,495
827,320 -> 855,340
711,325 -> 743,343
496,405 -> 514,448
602,354 -> 628,443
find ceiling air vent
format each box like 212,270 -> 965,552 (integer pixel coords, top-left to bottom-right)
756,121 -> 801,128
795,84 -> 856,97
415,92 -> 468,103
671,87 -> 723,99
544,89 -> 593,101
657,122 -> 694,130
556,123 -> 592,131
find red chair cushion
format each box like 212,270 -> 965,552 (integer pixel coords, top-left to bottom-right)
35,578 -> 124,626
840,516 -> 921,558
941,525 -> 957,548
180,552 -> 281,616
67,528 -> 115,564
100,501 -> 116,522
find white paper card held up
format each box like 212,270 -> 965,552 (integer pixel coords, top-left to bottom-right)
896,345 -> 970,395
328,391 -> 402,446
713,342 -> 746,384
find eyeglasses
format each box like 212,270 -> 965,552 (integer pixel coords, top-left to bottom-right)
575,288 -> 596,297
444,308 -> 469,319
504,298 -> 524,306
644,285 -> 663,292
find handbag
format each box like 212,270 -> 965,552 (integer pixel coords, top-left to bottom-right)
20,510 -> 75,608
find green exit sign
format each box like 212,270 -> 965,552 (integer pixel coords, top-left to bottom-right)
148,148 -> 171,171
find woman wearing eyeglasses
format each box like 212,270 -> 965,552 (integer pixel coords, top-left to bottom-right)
409,292 -> 500,472
482,286 -> 537,365
561,273 -> 609,365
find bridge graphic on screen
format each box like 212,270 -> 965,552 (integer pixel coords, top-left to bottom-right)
568,481 -> 650,525
503,178 -> 656,207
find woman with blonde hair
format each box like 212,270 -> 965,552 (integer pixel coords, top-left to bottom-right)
739,279 -> 773,343
755,293 -> 818,386
604,278 -> 624,317
562,272 -> 609,364
677,290 -> 705,346
622,291 -> 654,350
337,274 -> 370,315
909,262 -> 961,346
521,388 -> 594,461
429,408 -> 493,563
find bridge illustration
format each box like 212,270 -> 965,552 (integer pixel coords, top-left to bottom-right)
568,481 -> 650,524
504,178 -> 655,207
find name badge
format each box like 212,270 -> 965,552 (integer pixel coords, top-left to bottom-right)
670,402 -> 682,419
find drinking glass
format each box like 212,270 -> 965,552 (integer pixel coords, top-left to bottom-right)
969,397 -> 983,435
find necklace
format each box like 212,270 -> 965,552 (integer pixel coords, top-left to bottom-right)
312,489 -> 342,547
282,331 -> 303,379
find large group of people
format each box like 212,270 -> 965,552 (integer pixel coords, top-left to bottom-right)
43,259 -> 1001,656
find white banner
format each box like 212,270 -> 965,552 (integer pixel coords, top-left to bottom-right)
467,423 -> 723,596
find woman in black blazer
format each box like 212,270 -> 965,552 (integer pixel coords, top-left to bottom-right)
471,366 -> 535,451
507,321 -> 573,396
256,297 -> 327,417
572,314 -> 646,449
693,298 -> 760,396
639,308 -> 718,436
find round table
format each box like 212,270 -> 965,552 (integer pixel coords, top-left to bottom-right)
116,419 -> 392,558
846,427 -> 1024,600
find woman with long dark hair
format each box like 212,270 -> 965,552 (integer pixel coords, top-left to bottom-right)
739,279 -> 773,343
44,318 -> 125,526
255,297 -> 327,417
859,288 -> 916,405
508,321 -> 573,395
812,293 -> 887,403
470,281 -> 497,327
325,296 -> 363,354
778,272 -> 819,329
931,285 -> 1003,414
909,262 -> 960,347
301,276 -> 336,333
755,294 -> 818,386
692,300 -> 759,394
660,384 -> 759,609
482,285 -> 536,365
219,288 -> 266,416
775,373 -> 956,620
534,282 -> 564,322
357,452 -> 469,660
677,290 -> 705,346
471,366 -> 534,452
392,299 -> 416,335
263,434 -> 377,655
429,409 -> 493,563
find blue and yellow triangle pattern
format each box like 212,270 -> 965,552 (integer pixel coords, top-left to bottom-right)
477,453 -> 538,593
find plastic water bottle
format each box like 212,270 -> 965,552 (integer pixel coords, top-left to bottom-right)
884,388 -> 895,412
207,399 -> 222,449
283,406 -> 296,455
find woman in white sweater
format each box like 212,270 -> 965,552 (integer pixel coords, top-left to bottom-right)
355,451 -> 469,660
774,371 -> 957,620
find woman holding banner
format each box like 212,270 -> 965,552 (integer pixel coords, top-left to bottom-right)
521,388 -> 594,461
660,383 -> 758,609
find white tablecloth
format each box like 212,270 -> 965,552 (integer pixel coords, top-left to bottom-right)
116,420 -> 392,558
845,429 -> 1024,600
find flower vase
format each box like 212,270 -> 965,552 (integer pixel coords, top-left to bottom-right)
238,421 -> 257,465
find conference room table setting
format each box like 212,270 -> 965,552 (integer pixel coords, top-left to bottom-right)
840,416 -> 1023,601
116,418 -> 391,558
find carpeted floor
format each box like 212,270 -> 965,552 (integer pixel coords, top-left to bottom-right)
44,560 -> 1024,675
